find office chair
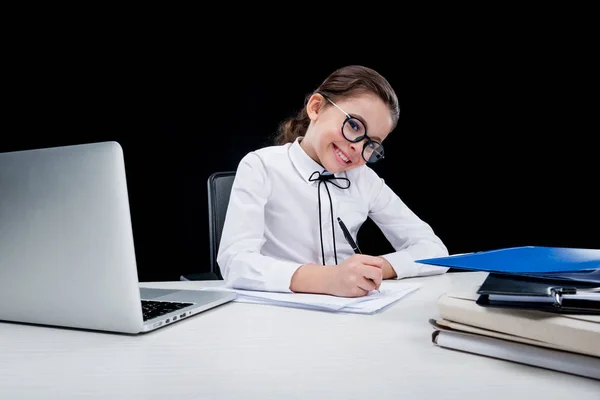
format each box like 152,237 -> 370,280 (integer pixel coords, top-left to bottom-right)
181,171 -> 236,281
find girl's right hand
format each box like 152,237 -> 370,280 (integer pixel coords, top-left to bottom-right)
325,254 -> 384,297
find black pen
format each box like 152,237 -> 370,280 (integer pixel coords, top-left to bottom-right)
337,217 -> 380,293
337,217 -> 361,254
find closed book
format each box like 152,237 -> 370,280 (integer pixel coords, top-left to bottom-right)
430,320 -> 600,380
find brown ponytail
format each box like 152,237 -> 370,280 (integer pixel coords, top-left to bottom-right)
274,95 -> 311,145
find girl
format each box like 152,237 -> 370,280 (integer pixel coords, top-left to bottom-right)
217,65 -> 449,297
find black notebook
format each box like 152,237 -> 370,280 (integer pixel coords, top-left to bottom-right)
476,273 -> 600,314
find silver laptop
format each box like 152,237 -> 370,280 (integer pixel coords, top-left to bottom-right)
0,141 -> 235,334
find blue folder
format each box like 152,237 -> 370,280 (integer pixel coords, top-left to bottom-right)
416,246 -> 600,276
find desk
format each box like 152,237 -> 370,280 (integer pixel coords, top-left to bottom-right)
1,272 -> 598,399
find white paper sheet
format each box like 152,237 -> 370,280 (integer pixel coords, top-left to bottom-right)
205,281 -> 421,314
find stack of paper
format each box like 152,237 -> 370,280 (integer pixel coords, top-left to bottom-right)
206,281 -> 421,314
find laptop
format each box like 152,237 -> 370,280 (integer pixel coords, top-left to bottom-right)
0,141 -> 236,334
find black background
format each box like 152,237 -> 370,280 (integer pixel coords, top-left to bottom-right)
2,18 -> 597,282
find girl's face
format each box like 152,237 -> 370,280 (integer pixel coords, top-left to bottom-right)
302,92 -> 393,174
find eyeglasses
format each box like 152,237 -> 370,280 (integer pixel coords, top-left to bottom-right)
322,94 -> 385,164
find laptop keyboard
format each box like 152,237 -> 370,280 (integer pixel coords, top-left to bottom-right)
141,300 -> 194,321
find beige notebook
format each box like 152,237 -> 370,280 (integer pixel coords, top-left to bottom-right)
435,289 -> 600,358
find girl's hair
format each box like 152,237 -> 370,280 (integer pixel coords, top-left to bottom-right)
274,65 -> 400,145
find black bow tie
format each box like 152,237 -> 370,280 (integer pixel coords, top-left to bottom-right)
308,170 -> 351,265
308,171 -> 351,189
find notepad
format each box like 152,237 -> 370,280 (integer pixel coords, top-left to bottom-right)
205,281 -> 421,314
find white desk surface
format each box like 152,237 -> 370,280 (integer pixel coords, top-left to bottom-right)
1,272 -> 598,399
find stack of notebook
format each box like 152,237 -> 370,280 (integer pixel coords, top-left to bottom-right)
417,246 -> 600,380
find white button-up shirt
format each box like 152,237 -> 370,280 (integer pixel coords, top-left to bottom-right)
217,138 -> 449,292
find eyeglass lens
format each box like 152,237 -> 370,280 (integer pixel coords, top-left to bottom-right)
342,118 -> 384,163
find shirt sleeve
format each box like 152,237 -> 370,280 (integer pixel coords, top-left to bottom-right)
217,152 -> 303,292
364,168 -> 450,279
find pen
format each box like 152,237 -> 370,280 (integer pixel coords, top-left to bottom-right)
337,217 -> 380,293
337,217 -> 361,254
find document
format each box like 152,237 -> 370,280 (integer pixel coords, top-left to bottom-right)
206,281 -> 421,314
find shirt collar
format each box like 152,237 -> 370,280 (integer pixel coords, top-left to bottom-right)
288,137 -> 338,184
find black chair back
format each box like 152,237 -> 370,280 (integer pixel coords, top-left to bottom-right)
207,171 -> 236,279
